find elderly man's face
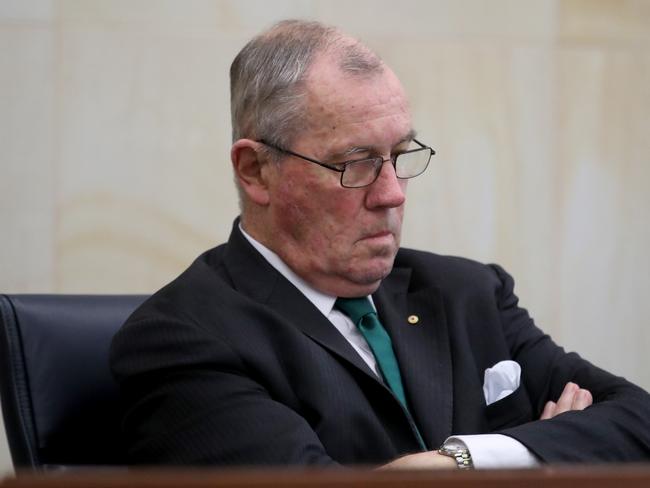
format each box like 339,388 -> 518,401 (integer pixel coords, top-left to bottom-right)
264,55 -> 412,297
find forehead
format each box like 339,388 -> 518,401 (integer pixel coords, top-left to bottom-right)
300,55 -> 412,154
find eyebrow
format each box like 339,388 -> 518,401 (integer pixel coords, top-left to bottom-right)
327,129 -> 418,162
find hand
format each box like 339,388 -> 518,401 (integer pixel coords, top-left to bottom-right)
540,381 -> 593,420
379,451 -> 457,470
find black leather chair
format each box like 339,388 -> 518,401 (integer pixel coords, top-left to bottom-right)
0,294 -> 147,470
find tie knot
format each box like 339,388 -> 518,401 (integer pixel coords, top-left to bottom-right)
335,297 -> 375,325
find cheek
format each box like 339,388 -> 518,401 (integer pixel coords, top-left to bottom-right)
272,173 -> 333,235
286,170 -> 357,218
272,167 -> 365,245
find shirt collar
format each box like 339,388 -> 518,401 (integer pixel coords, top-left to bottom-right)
239,224 -> 337,317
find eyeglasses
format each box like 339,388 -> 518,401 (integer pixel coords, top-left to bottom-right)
258,138 -> 435,188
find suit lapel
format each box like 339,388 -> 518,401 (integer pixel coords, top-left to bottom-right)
222,222 -> 380,380
374,265 -> 453,448
266,277 -> 380,379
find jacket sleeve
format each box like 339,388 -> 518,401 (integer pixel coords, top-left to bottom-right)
490,264 -> 650,462
110,312 -> 338,466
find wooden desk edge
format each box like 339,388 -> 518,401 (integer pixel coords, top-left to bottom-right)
3,465 -> 650,488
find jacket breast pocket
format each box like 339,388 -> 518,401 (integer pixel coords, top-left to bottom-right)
485,385 -> 534,431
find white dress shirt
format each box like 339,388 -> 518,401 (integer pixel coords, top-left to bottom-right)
239,225 -> 539,469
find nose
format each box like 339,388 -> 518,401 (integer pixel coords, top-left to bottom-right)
365,159 -> 406,209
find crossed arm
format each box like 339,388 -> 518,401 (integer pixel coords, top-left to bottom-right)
383,381 -> 593,470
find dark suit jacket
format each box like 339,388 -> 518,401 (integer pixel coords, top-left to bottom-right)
110,222 -> 650,465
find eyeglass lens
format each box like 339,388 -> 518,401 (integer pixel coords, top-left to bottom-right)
341,148 -> 431,188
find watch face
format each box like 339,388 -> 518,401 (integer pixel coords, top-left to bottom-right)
441,439 -> 467,451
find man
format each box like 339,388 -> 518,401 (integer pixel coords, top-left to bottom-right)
110,20 -> 650,468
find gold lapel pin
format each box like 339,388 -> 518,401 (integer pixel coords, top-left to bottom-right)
407,315 -> 419,325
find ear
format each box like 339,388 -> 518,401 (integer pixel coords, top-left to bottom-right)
231,139 -> 271,206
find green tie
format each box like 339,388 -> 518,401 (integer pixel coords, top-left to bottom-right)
335,297 -> 426,449
335,297 -> 408,406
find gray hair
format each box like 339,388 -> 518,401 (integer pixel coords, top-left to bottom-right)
230,19 -> 384,149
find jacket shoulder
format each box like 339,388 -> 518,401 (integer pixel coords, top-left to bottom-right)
394,247 -> 503,291
125,243 -> 232,325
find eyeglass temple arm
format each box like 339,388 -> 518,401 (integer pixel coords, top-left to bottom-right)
258,139 -> 345,173
413,138 -> 436,155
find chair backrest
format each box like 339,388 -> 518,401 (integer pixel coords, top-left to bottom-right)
0,294 -> 147,470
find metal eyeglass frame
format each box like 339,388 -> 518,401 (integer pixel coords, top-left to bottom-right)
258,138 -> 435,188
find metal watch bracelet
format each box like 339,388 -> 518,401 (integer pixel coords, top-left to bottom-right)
438,441 -> 474,470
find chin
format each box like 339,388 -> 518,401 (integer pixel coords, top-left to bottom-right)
351,259 -> 395,286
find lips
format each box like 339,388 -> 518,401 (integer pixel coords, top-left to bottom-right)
360,230 -> 394,242
365,230 -> 391,239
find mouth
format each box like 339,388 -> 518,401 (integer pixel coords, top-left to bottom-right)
360,230 -> 393,242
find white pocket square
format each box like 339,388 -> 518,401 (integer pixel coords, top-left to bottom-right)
483,360 -> 521,405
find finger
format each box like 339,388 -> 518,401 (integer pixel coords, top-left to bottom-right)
554,382 -> 579,415
571,388 -> 593,411
540,400 -> 557,420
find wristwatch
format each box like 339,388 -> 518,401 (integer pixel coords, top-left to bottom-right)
438,439 -> 474,470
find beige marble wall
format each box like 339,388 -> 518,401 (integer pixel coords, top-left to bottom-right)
1,0 -> 649,474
